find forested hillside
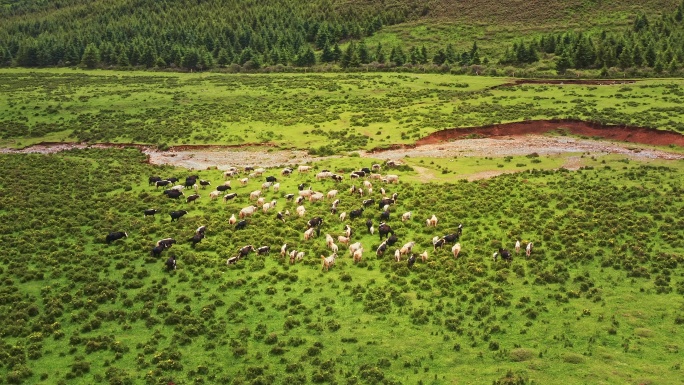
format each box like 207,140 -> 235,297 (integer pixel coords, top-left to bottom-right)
0,0 -> 683,75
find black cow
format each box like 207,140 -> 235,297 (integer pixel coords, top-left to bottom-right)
352,171 -> 365,178
151,245 -> 165,257
378,198 -> 394,210
189,233 -> 205,248
227,256 -> 240,265
257,246 -> 270,255
164,190 -> 184,199
376,241 -> 388,256
238,245 -> 255,258
105,231 -> 127,244
380,210 -> 390,221
266,176 -> 277,183
235,220 -> 248,230
456,223 -> 463,237
165,255 -> 177,271
157,238 -> 176,248
144,209 -> 159,217
223,193 -> 237,201
149,176 -> 162,186
349,208 -> 364,220
184,178 -> 197,188
167,177 -> 179,183
186,194 -> 200,204
170,210 -> 188,222
361,167 -> 371,174
407,254 -> 417,268
298,184 -> 305,191
285,193 -> 295,200
217,185 -> 231,192
155,180 -> 171,188
443,233 -> 460,243
199,180 -> 211,188
387,234 -> 399,246
362,199 -> 375,208
494,248 -> 512,262
332,174 -> 343,182
308,217 -> 324,228
245,166 -> 254,172
391,192 -> 399,201
378,223 -> 394,240
276,212 -> 286,222
365,219 -> 373,231
195,225 -> 206,235
330,206 -> 337,214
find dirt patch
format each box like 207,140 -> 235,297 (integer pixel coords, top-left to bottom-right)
414,119 -> 684,148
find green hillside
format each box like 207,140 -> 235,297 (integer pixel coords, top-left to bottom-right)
1,0 -> 683,75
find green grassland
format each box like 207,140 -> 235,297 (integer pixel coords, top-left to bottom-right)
1,148 -> 683,384
2,70 -> 684,151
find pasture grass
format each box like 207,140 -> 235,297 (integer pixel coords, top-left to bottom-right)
1,148 -> 683,384
3,70 -> 684,151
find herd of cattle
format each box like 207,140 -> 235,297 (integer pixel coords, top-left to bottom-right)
105,162 -> 532,271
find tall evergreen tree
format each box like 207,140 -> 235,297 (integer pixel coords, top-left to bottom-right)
357,41 -> 370,64
374,43 -> 385,63
81,43 -> 100,69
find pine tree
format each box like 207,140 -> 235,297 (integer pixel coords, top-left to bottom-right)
374,43 -> 385,63
668,57 -> 678,73
81,43 -> 100,69
117,50 -> 130,67
555,50 -> 572,74
390,46 -> 405,66
618,45 -> 633,69
358,41 -> 370,64
181,49 -> 200,70
445,44 -> 456,64
632,44 -> 644,67
644,44 -> 657,67
341,42 -> 356,68
332,43 -> 342,62
419,45 -> 428,64
432,49 -> 447,65
217,48 -> 232,66
321,42 -> 335,63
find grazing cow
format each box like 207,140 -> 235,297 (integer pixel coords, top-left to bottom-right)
338,235 -> 350,246
155,180 -> 172,188
285,193 -> 295,200
239,178 -> 249,186
515,240 -> 521,253
350,173 -> 360,180
420,251 -> 428,263
296,205 -> 306,217
209,190 -> 221,200
443,232 -> 460,244
362,199 -> 375,208
380,210 -> 390,221
273,183 -> 280,192
299,189 -> 314,198
363,180 -> 372,189
105,231 -> 127,244
494,248 -> 512,262
433,236 -> 446,251
217,185 -> 232,192
235,220 -> 248,230
223,168 -> 238,178
325,234 -> 335,248
349,242 -> 362,256
298,184 -> 306,191
385,174 -> 399,184
170,210 -> 188,222
400,241 -> 415,256
298,165 -> 311,173
164,189 -> 184,199
296,196 -> 305,205
239,206 -> 257,218
151,245 -> 165,257
426,215 -> 438,227
372,164 -> 381,171
257,246 -> 270,255
308,217 -> 324,229
350,208 -> 364,220
376,241 -> 388,256
332,174 -> 343,182
371,174 -> 383,181
296,251 -> 305,262
186,194 -> 200,204
353,248 -> 363,263
196,226 -> 206,235
280,243 -> 288,257
304,227 -> 316,241
407,254 -> 417,268
281,168 -> 293,176
256,197 -> 266,207
378,198 -> 394,209
229,214 -> 237,225
365,219 -> 373,231
184,177 -> 198,188
309,192 -> 325,203
327,190 -> 338,199
331,243 -> 338,254
265,176 -> 277,183
170,184 -> 185,192
261,182 -> 273,190
317,171 -> 333,180
238,245 -> 255,258
339,212 -> 347,221
189,233 -> 204,248
332,199 -> 340,208
369,225 -> 375,235
526,242 -> 533,257
394,249 -> 401,262
144,209 -> 159,217
452,243 -> 461,258
402,211 -> 411,222
156,238 -> 176,248
249,190 -> 262,200
321,253 -> 336,271
226,256 -> 240,265
149,176 -> 163,186
352,171 -> 366,178
223,193 -> 237,202
361,167 -> 371,174
276,211 -> 286,222
253,168 -> 265,176
262,202 -> 273,212
165,255 -> 177,271
378,223 -> 393,240
387,234 -> 399,246
199,180 -> 211,189
344,224 -> 352,238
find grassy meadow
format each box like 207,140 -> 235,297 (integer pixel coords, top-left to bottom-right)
0,148 -> 683,384
2,70 -> 684,151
